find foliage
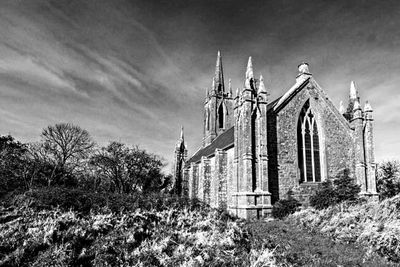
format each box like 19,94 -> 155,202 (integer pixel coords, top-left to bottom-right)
89,142 -> 169,194
290,195 -> 400,263
377,160 -> 400,200
247,219 -> 395,266
0,135 -> 30,197
0,205 -> 275,266
5,187 -> 207,215
310,169 -> 360,210
271,197 -> 301,219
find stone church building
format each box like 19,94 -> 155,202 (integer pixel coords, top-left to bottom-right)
173,51 -> 378,219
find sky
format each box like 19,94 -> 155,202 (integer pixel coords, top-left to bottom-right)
0,0 -> 399,172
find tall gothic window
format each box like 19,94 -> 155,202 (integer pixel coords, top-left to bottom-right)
218,104 -> 224,129
206,108 -> 210,131
297,100 -> 321,183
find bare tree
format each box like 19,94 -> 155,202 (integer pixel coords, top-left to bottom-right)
90,142 -> 167,193
41,123 -> 95,185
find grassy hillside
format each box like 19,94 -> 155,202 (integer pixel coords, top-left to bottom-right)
290,195 -> 400,263
2,189 -> 400,266
0,191 -> 275,267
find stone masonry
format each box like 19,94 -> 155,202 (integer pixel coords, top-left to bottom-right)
172,52 -> 379,219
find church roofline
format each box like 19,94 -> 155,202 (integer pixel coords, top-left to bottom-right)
186,97 -> 281,165
273,76 -> 311,112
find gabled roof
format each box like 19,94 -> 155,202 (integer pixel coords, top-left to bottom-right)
186,97 -> 281,164
273,75 -> 310,111
186,126 -> 234,164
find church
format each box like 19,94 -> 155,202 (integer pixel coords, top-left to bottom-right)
173,51 -> 378,219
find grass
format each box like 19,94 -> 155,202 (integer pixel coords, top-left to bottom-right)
246,219 -> 396,266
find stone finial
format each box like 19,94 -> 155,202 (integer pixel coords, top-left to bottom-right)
298,62 -> 310,74
214,51 -> 224,92
339,100 -> 345,114
228,78 -> 232,96
258,74 -> 267,93
364,101 -> 373,112
235,88 -> 240,98
350,81 -> 358,100
245,56 -> 254,88
180,125 -> 184,141
246,56 -> 254,79
353,98 -> 361,111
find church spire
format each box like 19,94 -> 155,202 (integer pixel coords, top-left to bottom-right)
353,98 -> 361,111
344,81 -> 360,121
350,81 -> 358,100
245,56 -> 254,89
180,125 -> 184,141
214,51 -> 224,93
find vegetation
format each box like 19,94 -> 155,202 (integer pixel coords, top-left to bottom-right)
1,123 -> 400,266
290,195 -> 400,263
377,160 -> 400,200
246,219 -> 395,266
0,204 -> 276,266
309,169 -> 361,210
271,197 -> 301,219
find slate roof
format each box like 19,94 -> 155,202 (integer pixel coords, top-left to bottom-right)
186,96 -> 282,164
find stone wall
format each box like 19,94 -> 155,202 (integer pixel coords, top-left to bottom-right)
272,79 -> 355,203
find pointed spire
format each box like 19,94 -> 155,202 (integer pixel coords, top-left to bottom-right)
236,88 -> 240,98
246,56 -> 254,79
339,101 -> 345,114
180,125 -> 184,141
258,75 -> 267,93
353,98 -> 361,111
350,81 -> 358,100
364,101 -> 373,112
214,50 -> 224,92
228,78 -> 232,96
245,56 -> 254,88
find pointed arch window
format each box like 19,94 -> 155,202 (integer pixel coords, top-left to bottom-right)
206,108 -> 210,131
218,104 -> 224,129
297,100 -> 321,183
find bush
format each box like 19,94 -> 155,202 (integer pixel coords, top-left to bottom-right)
7,187 -> 207,215
310,169 -> 360,210
0,204 -> 275,266
377,161 -> 400,200
272,197 -> 301,219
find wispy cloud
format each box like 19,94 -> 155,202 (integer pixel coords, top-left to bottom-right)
0,0 -> 399,171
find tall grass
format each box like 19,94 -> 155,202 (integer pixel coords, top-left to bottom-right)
0,204 -> 276,266
290,195 -> 400,262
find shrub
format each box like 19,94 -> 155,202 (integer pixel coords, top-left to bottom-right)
0,204 -> 276,266
7,187 -> 207,215
271,197 -> 301,219
310,169 -> 360,210
309,179 -> 337,210
377,161 -> 400,200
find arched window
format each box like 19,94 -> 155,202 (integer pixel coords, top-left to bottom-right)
297,100 -> 321,183
218,104 -> 224,129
